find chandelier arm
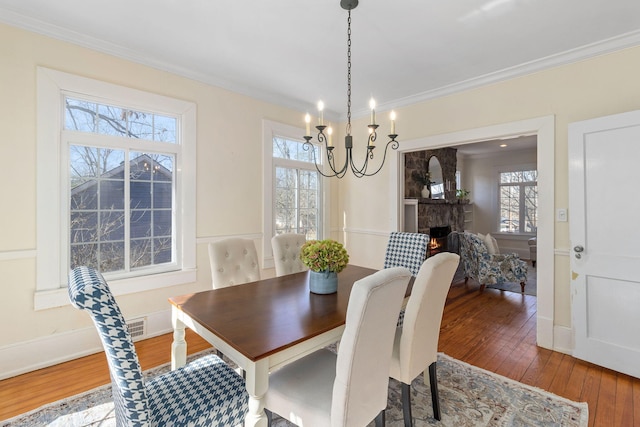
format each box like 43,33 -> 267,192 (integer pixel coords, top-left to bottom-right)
303,136 -> 335,178
358,138 -> 400,177
347,129 -> 377,176
304,130 -> 352,178
349,150 -> 369,178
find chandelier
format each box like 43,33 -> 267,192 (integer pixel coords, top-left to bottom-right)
303,0 -> 399,178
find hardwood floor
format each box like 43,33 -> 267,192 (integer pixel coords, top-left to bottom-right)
1,278 -> 638,426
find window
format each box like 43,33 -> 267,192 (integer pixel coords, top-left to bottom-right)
36,68 -> 196,309
262,120 -> 328,269
272,137 -> 321,239
498,169 -> 538,233
66,98 -> 177,274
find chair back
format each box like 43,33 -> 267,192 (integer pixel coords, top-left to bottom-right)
68,266 -> 151,426
392,253 -> 460,383
271,233 -> 307,277
208,237 -> 260,288
331,267 -> 411,427
383,232 -> 429,276
458,232 -> 485,278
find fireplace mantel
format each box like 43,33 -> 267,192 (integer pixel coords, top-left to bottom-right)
417,198 -> 470,205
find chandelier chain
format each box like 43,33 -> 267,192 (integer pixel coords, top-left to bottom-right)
346,10 -> 352,135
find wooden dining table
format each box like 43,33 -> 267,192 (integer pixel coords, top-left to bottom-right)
169,264 -> 409,427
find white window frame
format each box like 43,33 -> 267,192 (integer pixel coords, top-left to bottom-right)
36,67 -> 196,310
262,120 -> 329,269
494,163 -> 538,236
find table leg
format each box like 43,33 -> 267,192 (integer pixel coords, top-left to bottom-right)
171,308 -> 187,370
244,359 -> 269,427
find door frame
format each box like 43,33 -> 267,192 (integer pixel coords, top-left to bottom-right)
390,115 -> 556,349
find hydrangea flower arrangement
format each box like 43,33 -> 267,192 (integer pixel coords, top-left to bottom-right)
300,239 -> 349,273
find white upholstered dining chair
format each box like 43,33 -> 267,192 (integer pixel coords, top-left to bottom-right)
271,233 -> 307,277
389,252 -> 460,425
264,267 -> 412,427
208,237 -> 260,289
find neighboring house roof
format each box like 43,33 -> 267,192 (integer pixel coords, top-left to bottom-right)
71,154 -> 172,195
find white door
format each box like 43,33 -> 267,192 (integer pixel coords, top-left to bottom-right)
569,110 -> 640,379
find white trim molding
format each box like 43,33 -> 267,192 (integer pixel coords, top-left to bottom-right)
0,309 -> 172,380
389,115 -> 556,351
35,67 -> 197,310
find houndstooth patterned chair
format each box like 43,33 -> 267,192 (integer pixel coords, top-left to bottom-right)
68,266 -> 249,427
383,232 -> 430,327
383,232 -> 430,275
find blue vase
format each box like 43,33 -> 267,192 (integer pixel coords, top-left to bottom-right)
309,270 -> 338,294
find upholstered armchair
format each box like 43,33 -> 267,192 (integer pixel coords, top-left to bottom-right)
458,232 -> 528,292
528,237 -> 537,267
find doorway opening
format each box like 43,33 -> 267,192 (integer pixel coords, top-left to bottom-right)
390,116 -> 555,350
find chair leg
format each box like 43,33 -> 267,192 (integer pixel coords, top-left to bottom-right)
375,409 -> 386,427
464,276 -> 469,284
401,382 -> 412,427
265,408 -> 272,427
520,281 -> 526,293
479,283 -> 486,292
428,362 -> 441,421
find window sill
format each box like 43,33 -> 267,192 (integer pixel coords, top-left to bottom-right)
34,268 -> 197,311
492,232 -> 536,241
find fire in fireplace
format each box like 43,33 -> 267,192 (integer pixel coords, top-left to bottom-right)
429,225 -> 451,256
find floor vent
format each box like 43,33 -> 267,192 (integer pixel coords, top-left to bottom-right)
126,317 -> 147,341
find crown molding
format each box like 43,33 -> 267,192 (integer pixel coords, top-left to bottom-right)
2,8 -> 640,121
376,29 -> 640,115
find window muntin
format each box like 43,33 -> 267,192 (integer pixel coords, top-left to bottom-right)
499,170 -> 538,233
272,137 -> 321,240
65,96 -> 179,278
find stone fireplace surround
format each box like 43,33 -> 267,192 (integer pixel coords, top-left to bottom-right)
405,147 -> 468,236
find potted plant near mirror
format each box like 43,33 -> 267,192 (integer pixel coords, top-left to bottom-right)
300,239 -> 349,294
456,188 -> 470,203
413,171 -> 432,198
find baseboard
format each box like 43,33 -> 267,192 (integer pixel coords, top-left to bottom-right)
536,315 -> 554,350
553,325 -> 574,355
0,309 -> 172,380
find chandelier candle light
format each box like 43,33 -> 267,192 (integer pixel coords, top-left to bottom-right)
303,0 -> 399,178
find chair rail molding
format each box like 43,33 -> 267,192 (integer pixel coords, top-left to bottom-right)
0,249 -> 36,261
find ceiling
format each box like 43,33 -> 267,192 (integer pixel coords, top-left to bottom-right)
2,0 -> 640,121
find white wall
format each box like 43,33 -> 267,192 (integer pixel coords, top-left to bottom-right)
0,23 -> 308,378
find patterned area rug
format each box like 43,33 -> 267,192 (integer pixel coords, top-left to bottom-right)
2,352 -> 587,427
